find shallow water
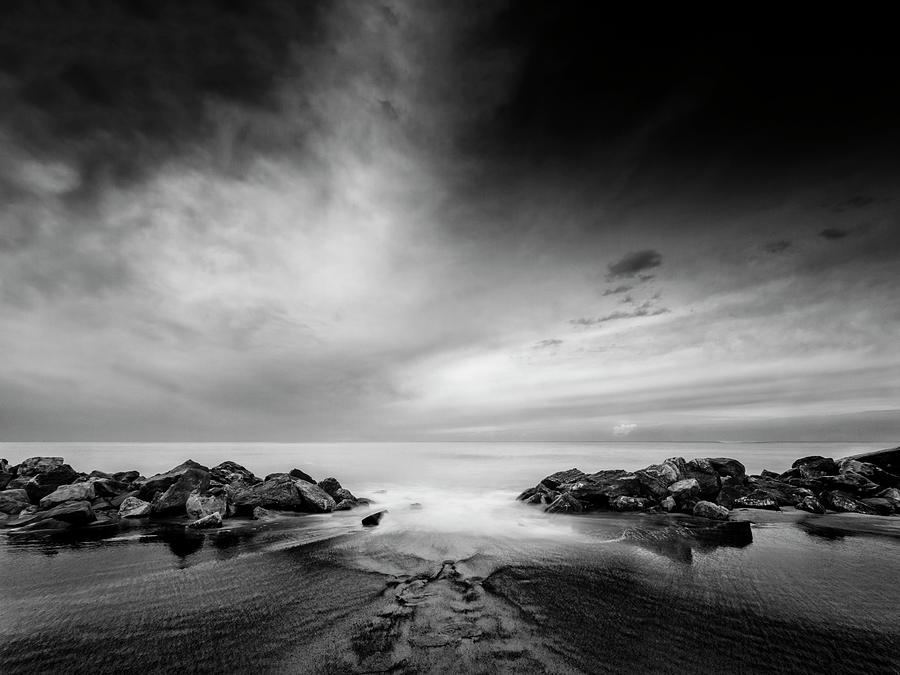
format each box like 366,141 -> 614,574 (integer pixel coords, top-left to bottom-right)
2,442 -> 899,673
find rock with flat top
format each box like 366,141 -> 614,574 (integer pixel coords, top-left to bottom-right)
39,482 -> 96,509
540,468 -> 586,490
15,457 -> 65,477
693,500 -> 730,520
791,456 -> 839,478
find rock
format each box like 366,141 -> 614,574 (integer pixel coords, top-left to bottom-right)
820,490 -> 878,514
859,497 -> 896,516
777,468 -> 802,481
187,512 -> 222,529
791,456 -> 839,478
708,458 -> 747,483
545,493 -> 585,513
334,487 -> 357,503
138,460 -> 210,501
877,487 -> 900,504
693,500 -> 730,520
33,500 -> 96,526
611,496 -> 652,511
92,478 -> 131,499
842,446 -> 900,475
119,496 -> 152,518
334,499 -> 355,511
39,482 -> 96,509
635,458 -> 684,499
24,464 -> 79,503
540,468 -> 586,490
751,478 -> 814,506
210,461 -> 258,485
817,472 -> 881,496
661,496 -> 677,512
733,491 -> 780,510
668,478 -> 700,502
836,459 -> 900,488
288,468 -> 316,483
151,469 -> 210,516
113,470 -> 141,484
362,510 -> 386,527
760,469 -> 780,479
251,506 -> 272,520
110,491 -> 138,508
716,482 -> 754,508
409,503 -> 423,510
317,477 -> 344,499
185,491 -> 227,519
15,456 -> 65,477
294,480 -> 336,513
796,495 -> 827,514
569,470 -> 642,505
233,476 -> 301,511
0,489 -> 31,515
683,458 -> 722,498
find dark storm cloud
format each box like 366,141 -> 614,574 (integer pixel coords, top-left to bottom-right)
820,228 -> 849,240
606,250 -> 663,279
0,0 -> 326,193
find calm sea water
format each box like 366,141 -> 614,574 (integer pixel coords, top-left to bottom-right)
2,441 -> 898,673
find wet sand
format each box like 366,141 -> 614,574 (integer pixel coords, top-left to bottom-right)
2,503 -> 899,674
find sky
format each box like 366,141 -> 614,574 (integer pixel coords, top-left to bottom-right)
1,1 -> 898,442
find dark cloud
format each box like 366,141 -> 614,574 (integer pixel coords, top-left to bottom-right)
763,240 -> 792,254
534,338 -> 562,349
570,301 -> 669,326
830,195 -> 875,212
602,285 -> 631,296
606,249 -> 663,279
820,228 -> 849,240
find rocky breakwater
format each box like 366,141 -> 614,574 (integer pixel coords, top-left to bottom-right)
516,445 -> 900,521
0,456 -> 370,536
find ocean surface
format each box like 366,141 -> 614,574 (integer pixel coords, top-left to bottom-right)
2,441 -> 898,673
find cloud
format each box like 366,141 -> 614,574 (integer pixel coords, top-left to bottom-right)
606,249 -> 663,279
602,285 -> 632,296
570,306 -> 669,327
820,228 -> 849,240
613,422 -> 637,436
830,195 -> 875,212
534,338 -> 563,349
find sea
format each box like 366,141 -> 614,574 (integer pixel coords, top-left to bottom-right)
1,441 -> 898,673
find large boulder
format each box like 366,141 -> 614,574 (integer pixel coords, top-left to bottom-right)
817,472 -> 881,496
545,493 -> 585,513
877,487 -> 900,506
288,468 -> 316,483
39,482 -> 96,509
24,464 -> 80,503
92,478 -> 131,499
716,480 -> 754,508
185,491 -> 228,519
540,468 -> 586,490
138,460 -> 210,501
791,456 -> 839,478
28,500 -> 96,527
210,461 -> 259,485
0,489 -> 30,515
15,456 -> 65,477
294,480 -> 336,513
842,446 -> 900,475
683,458 -> 721,498
750,477 -> 814,506
317,477 -> 344,500
119,496 -> 152,518
668,478 -> 700,503
693,500 -> 730,520
820,490 -> 878,515
151,468 -> 210,516
707,458 -> 747,483
836,459 -> 900,488
858,498 -> 896,516
113,470 -> 141,484
569,470 -> 642,505
635,458 -> 684,499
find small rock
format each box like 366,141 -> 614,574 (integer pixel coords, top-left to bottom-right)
796,495 -> 827,514
187,512 -> 223,529
252,506 -> 272,519
334,499 -> 355,511
661,496 -> 676,512
611,495 -> 652,511
733,491 -> 781,511
362,510 -> 387,527
693,500 -> 730,520
118,496 -> 153,518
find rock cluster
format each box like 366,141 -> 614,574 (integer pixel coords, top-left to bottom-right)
517,446 -> 900,520
0,456 -> 367,535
